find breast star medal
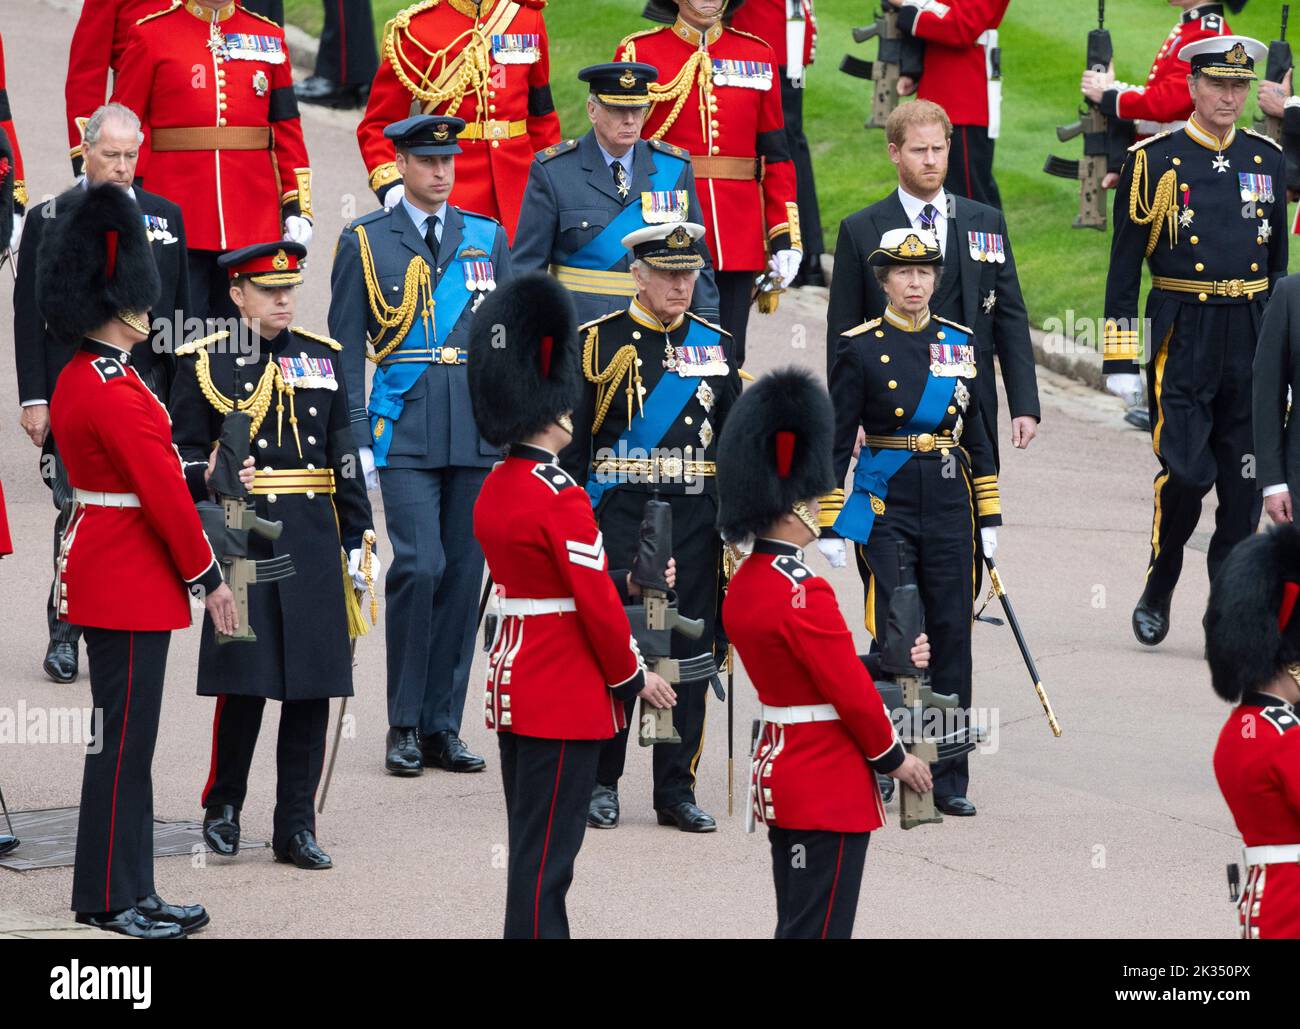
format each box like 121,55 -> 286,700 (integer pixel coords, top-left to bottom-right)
253,70 -> 269,96
982,290 -> 997,314
1212,154 -> 1230,173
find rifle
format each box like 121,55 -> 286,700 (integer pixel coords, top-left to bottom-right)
1260,6 -> 1294,182
1044,0 -> 1133,230
195,410 -> 295,643
840,7 -> 922,130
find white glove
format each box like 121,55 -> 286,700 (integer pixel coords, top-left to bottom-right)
8,210 -> 23,253
382,183 -> 405,210
347,547 -> 381,593
981,527 -> 998,560
770,248 -> 803,288
282,215 -> 313,246
359,445 -> 380,492
817,538 -> 847,568
1105,372 -> 1143,407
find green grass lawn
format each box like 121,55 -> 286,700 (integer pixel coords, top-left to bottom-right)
285,0 -> 1300,336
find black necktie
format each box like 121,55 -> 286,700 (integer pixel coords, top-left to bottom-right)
919,203 -> 939,235
425,217 -> 440,255
612,160 -> 629,198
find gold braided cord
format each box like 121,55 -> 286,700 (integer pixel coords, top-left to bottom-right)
583,325 -> 643,433
387,22 -> 490,115
192,347 -> 280,438
355,225 -> 434,363
645,49 -> 712,140
1127,149 -> 1179,257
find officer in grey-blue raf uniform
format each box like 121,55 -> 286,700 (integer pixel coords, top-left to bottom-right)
512,61 -> 720,327
328,114 -> 512,777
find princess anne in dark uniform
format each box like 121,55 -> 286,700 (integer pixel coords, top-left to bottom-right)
819,228 -> 1000,816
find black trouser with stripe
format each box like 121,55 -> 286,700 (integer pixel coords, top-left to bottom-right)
499,733 -> 601,939
716,271 -> 754,368
778,70 -> 824,259
201,695 -> 330,853
596,678 -> 708,810
71,629 -> 171,914
946,124 -> 1001,211
1143,301 -> 1262,599
768,827 -> 871,940
187,250 -> 241,326
314,0 -> 379,86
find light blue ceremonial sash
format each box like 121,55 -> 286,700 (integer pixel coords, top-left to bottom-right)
586,317 -> 718,509
559,152 -> 687,271
368,213 -> 496,466
833,372 -> 956,545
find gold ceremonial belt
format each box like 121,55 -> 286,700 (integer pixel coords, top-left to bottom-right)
150,126 -> 271,151
1150,275 -> 1269,300
862,433 -> 958,453
459,119 -> 528,141
690,155 -> 762,181
594,457 -> 717,481
550,265 -> 636,297
380,347 -> 468,366
250,468 -> 336,495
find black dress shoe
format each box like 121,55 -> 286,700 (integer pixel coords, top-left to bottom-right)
877,772 -> 895,804
421,730 -> 486,772
293,75 -> 366,109
76,908 -> 185,939
587,783 -> 620,829
273,830 -> 333,870
202,804 -> 240,856
935,795 -> 977,816
656,801 -> 717,833
386,726 -> 423,776
0,834 -> 18,857
43,640 -> 78,684
1132,589 -> 1172,646
136,893 -> 210,934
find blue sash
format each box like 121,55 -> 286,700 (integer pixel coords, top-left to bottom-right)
368,213 -> 497,466
833,373 -> 956,544
561,152 -> 686,271
586,317 -> 719,509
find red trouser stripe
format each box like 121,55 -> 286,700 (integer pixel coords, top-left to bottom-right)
821,833 -> 846,940
337,0 -> 348,82
961,125 -> 973,198
534,741 -> 566,940
104,632 -> 135,911
201,695 -> 227,808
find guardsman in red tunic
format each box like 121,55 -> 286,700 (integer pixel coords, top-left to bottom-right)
469,272 -> 676,938
111,1 -> 312,319
357,0 -> 562,241
40,184 -> 240,939
717,366 -> 931,939
0,30 -> 26,252
1206,523 -> 1300,940
618,0 -> 802,366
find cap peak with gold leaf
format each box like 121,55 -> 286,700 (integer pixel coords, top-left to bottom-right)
622,221 -> 707,271
1178,35 -> 1267,79
383,114 -> 466,156
578,61 -> 658,108
868,227 -> 942,267
219,241 -> 307,286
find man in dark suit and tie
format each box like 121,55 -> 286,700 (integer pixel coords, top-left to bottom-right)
826,99 -> 1039,469
13,102 -> 190,686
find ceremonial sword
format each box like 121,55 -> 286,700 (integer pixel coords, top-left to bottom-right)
983,555 -> 1062,737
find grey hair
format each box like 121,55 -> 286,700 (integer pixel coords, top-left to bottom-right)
84,103 -> 144,147
873,263 -> 942,292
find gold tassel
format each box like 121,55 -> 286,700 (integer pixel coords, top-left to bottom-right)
343,548 -> 369,640
362,529 -> 378,625
276,380 -> 285,447
757,290 -> 781,315
288,385 -> 303,459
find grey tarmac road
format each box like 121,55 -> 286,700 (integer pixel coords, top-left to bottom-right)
0,0 -> 1246,938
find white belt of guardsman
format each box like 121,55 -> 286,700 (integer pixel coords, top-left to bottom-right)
497,597 -> 577,616
549,264 -> 637,297
1243,844 -> 1300,866
73,488 -> 141,508
760,703 -> 839,725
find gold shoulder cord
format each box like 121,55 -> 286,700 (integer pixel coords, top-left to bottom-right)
354,224 -> 434,363
644,49 -> 712,140
1128,149 -> 1179,256
583,325 -> 644,433
191,349 -> 305,459
386,8 -> 491,120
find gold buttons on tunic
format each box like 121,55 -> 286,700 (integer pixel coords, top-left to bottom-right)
1252,263 -> 1259,272
1195,262 -> 1204,272
635,358 -> 643,367
888,380 -> 897,389
1189,236 -> 1198,245
894,407 -> 904,417
257,438 -> 267,449
1172,157 -> 1181,166
307,436 -> 316,446
874,330 -> 884,338
880,354 -> 890,363
1258,208 -> 1265,217
1258,236 -> 1264,245
219,118 -> 227,126
1256,155 -> 1263,165
309,407 -> 317,416
684,416 -> 693,425
948,406 -> 957,414
936,331 -> 946,340
1198,292 -> 1208,302
711,145 -> 720,155
632,331 -> 641,340
1179,182 -> 1188,192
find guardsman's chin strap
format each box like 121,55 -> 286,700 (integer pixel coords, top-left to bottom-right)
116,310 -> 151,336
792,501 -> 820,538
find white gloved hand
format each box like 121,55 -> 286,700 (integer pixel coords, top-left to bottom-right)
817,538 -> 847,568
981,527 -> 998,560
359,445 -> 380,492
1105,372 -> 1143,406
770,248 -> 803,288
347,547 -> 381,593
8,210 -> 23,254
282,215 -> 313,246
382,183 -> 405,210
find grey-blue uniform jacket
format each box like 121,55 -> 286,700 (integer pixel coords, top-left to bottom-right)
328,201 -> 512,469
511,132 -> 721,326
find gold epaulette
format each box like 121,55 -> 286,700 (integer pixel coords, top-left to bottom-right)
685,311 -> 732,337
1244,127 -> 1284,151
576,309 -> 623,333
729,28 -> 770,47
935,315 -> 974,334
240,5 -> 283,29
843,317 -> 882,338
1127,130 -> 1171,153
291,326 -> 342,351
175,330 -> 229,357
392,0 -> 441,33
617,26 -> 663,61
135,1 -> 180,25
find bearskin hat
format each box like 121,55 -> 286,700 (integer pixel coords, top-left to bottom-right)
1204,522 -> 1300,702
715,366 -> 834,542
642,0 -> 746,25
467,272 -> 582,447
36,183 -> 160,343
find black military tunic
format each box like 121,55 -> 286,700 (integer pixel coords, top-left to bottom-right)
560,299 -> 741,808
1105,119 -> 1287,600
823,307 -> 1000,801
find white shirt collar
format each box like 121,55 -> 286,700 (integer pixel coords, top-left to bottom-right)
596,140 -> 634,178
401,197 -> 446,235
896,185 -> 945,224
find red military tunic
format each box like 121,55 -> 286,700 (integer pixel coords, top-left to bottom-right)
1101,3 -> 1230,139
0,479 -> 11,556
898,0 -> 1008,129
728,0 -> 817,70
357,0 -> 561,241
617,16 -> 799,272
50,341 -> 221,632
475,445 -> 646,740
1213,693 -> 1300,939
0,31 -> 26,211
111,1 -> 311,252
725,539 -> 904,832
